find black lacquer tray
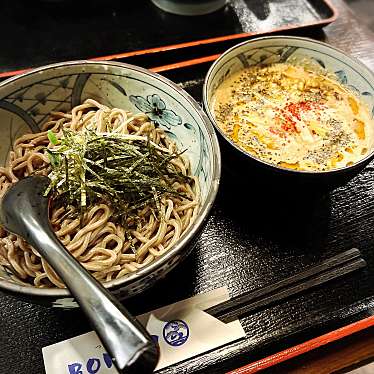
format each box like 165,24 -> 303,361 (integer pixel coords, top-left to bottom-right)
0,0 -> 336,77
1,62 -> 374,374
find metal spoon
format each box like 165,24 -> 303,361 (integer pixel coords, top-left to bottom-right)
0,175 -> 159,373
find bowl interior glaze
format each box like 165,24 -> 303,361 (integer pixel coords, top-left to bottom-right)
0,61 -> 220,306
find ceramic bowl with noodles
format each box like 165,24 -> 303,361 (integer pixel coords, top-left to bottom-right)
0,61 -> 220,307
203,36 -> 374,185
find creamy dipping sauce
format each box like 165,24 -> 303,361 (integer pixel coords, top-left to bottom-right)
212,63 -> 374,171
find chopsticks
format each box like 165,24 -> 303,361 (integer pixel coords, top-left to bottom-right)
205,248 -> 366,323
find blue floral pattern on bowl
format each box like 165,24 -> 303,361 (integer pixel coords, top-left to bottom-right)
129,94 -> 182,129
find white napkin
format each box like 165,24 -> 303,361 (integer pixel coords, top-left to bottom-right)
43,287 -> 245,373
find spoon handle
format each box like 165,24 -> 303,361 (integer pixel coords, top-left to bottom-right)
22,212 -> 159,373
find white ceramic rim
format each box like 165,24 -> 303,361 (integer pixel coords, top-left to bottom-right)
151,0 -> 227,16
0,60 -> 221,297
203,35 -> 374,175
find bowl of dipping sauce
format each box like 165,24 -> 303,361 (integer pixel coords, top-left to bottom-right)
203,36 -> 374,185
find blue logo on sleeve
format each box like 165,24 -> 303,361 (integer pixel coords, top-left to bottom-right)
163,320 -> 189,346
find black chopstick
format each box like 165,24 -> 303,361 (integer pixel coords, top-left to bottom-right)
205,249 -> 366,323
205,248 -> 361,319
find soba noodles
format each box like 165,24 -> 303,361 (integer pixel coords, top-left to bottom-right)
0,99 -> 199,288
